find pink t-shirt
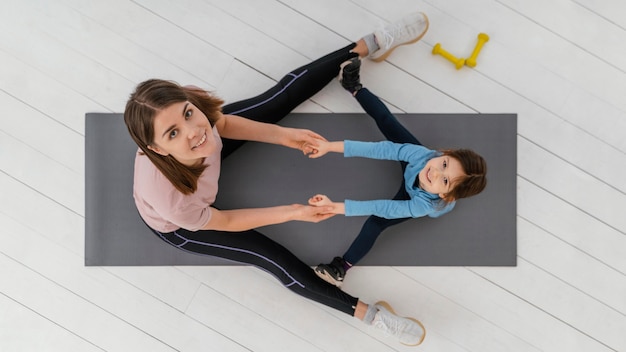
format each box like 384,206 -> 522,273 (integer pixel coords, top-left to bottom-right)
133,127 -> 223,232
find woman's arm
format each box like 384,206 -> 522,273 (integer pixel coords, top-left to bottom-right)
201,204 -> 335,232
215,114 -> 326,155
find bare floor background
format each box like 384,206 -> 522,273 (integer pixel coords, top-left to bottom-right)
1,0 -> 625,351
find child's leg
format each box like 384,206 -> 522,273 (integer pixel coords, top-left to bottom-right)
340,90 -> 417,266
354,88 -> 422,145
219,43 -> 359,158
342,185 -> 412,265
315,183 -> 411,281
343,215 -> 411,265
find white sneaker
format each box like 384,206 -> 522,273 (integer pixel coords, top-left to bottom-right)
369,12 -> 429,62
371,301 -> 426,346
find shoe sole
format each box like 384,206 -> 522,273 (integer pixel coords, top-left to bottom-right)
338,58 -> 359,82
375,300 -> 426,346
314,267 -> 343,287
369,14 -> 430,63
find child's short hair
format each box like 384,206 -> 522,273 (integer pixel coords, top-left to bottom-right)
441,149 -> 487,202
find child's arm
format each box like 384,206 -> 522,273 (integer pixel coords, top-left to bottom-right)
308,194 -> 345,214
308,141 -> 344,159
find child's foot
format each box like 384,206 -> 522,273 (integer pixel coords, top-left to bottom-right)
371,301 -> 426,346
338,58 -> 363,95
369,12 -> 429,62
314,256 -> 347,286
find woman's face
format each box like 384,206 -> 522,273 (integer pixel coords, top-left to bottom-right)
148,101 -> 219,166
417,155 -> 465,198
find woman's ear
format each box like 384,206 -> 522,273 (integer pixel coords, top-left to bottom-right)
147,144 -> 168,156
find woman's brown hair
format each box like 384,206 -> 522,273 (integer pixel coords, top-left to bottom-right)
124,79 -> 224,195
440,149 -> 487,202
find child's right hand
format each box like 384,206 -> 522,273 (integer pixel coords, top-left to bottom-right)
308,194 -> 333,206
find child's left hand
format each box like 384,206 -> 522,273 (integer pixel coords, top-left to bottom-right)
281,127 -> 327,156
305,140 -> 331,158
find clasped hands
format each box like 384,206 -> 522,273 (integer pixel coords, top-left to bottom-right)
297,195 -> 340,223
282,127 -> 339,222
281,127 -> 333,158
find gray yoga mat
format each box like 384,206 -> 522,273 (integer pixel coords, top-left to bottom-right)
85,112 -> 516,266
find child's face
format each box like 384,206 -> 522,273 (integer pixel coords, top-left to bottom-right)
418,155 -> 465,198
148,101 -> 219,166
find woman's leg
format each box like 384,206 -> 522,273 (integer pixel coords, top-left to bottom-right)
152,223 -> 427,344
151,226 -> 359,315
150,225 -> 426,345
219,42 -> 362,158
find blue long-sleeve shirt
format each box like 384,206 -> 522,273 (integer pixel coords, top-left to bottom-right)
343,140 -> 455,219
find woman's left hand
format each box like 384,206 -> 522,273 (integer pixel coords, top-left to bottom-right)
281,127 -> 327,156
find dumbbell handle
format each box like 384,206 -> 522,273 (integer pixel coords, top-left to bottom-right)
466,33 -> 489,68
432,43 -> 465,70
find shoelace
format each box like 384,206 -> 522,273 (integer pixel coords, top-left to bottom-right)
373,312 -> 407,337
377,26 -> 397,50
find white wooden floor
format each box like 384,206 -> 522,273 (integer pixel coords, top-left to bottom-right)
1,0 -> 625,351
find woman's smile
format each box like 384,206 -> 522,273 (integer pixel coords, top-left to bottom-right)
149,101 -> 218,166
192,132 -> 207,150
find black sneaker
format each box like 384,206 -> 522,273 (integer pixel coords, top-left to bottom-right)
314,257 -> 347,287
339,58 -> 363,95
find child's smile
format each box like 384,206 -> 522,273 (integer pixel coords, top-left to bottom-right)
418,155 -> 465,197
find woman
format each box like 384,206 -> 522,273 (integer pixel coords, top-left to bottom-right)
124,12 -> 430,346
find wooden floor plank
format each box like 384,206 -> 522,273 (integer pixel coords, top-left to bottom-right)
0,213 -> 249,352
398,266 -> 615,352
518,178 -> 626,274
0,294 -> 104,352
499,0 -> 626,72
472,260 -> 626,351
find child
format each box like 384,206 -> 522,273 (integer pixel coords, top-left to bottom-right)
308,58 -> 487,286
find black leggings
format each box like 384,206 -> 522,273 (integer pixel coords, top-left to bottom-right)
150,43 -> 360,315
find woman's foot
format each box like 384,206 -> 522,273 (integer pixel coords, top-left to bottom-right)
338,58 -> 363,96
369,12 -> 429,62
314,256 -> 347,286
371,301 -> 426,346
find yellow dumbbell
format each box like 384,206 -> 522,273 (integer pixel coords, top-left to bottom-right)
432,43 -> 465,70
465,33 -> 489,68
